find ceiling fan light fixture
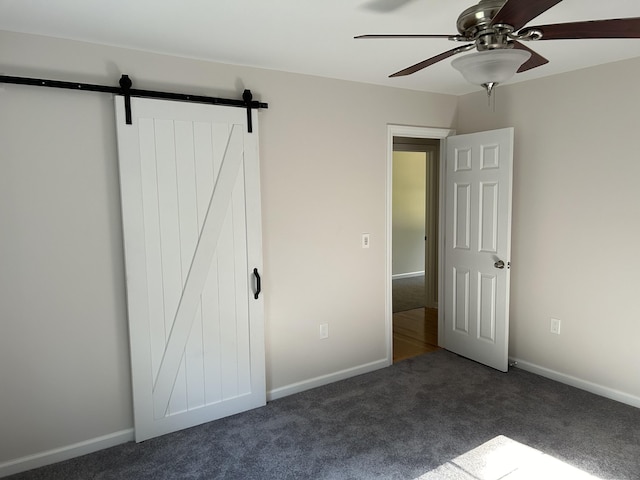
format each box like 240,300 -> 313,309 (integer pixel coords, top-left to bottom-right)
451,48 -> 531,92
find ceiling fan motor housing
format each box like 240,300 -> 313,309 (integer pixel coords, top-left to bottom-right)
457,0 -> 514,50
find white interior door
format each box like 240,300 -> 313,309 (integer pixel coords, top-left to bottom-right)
443,128 -> 513,372
115,96 -> 265,442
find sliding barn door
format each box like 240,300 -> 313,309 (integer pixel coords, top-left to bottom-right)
115,97 -> 265,442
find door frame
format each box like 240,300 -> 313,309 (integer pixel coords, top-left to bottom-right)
385,125 -> 455,363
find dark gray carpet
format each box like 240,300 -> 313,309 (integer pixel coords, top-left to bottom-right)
393,275 -> 426,313
8,350 -> 640,479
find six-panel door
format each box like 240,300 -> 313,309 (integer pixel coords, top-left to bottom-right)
444,128 -> 513,372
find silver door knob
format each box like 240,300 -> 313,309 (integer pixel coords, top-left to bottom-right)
494,260 -> 505,269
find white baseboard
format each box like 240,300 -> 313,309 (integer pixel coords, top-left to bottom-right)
19,358 -> 634,478
509,357 -> 640,409
392,271 -> 425,280
0,428 -> 134,478
267,358 -> 390,401
0,360 -> 391,477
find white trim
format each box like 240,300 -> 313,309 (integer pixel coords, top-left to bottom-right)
386,125 -> 455,361
0,429 -> 134,478
510,357 -> 640,409
392,271 -> 425,280
266,359 -> 389,401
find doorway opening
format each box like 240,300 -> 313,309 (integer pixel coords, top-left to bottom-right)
392,138 -> 439,362
385,125 -> 455,364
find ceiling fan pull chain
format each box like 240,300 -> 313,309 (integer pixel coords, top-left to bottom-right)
482,82 -> 497,111
483,82 -> 494,100
490,84 -> 496,112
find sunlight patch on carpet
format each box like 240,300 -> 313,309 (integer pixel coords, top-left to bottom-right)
415,435 -> 601,480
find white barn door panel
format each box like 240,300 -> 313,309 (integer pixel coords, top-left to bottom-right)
443,128 -> 513,372
115,97 -> 265,442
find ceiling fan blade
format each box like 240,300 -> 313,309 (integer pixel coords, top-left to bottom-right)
389,44 -> 473,77
521,18 -> 640,40
512,41 -> 549,72
491,0 -> 563,30
355,34 -> 457,39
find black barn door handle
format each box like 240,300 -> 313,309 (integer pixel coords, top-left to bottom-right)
253,268 -> 261,299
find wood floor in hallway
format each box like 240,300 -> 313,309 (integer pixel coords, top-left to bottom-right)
393,307 -> 440,363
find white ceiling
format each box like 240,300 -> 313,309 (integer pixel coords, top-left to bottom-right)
2,0 -> 640,95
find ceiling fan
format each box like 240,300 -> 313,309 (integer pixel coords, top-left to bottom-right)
356,0 -> 640,95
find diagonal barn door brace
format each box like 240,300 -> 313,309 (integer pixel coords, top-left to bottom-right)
152,125 -> 245,417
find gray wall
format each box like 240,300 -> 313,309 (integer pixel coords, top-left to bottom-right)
0,30 -> 458,466
457,57 -> 640,403
4,28 -> 639,473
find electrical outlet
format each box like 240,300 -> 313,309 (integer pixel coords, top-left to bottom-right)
550,318 -> 561,335
319,323 -> 329,339
362,233 -> 370,249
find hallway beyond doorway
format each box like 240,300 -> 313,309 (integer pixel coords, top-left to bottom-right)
393,307 -> 439,363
